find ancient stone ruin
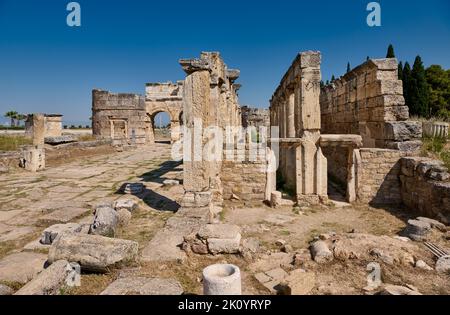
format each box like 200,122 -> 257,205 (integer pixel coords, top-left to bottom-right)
1,50 -> 449,297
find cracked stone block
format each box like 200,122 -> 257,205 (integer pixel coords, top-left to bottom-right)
40,223 -> 82,245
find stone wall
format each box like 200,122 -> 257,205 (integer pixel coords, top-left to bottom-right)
400,157 -> 450,221
221,147 -> 267,204
92,90 -> 148,146
355,148 -> 409,205
320,59 -> 422,150
241,106 -> 270,129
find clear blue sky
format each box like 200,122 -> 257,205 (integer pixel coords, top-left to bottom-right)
0,0 -> 449,125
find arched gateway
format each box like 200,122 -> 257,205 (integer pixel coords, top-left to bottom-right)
92,81 -> 183,146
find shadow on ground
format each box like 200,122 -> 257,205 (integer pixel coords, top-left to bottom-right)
139,161 -> 183,184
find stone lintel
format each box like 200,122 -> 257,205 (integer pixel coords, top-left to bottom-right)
319,134 -> 363,148
226,69 -> 240,82
179,58 -> 210,74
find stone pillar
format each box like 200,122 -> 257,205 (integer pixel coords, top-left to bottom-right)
32,114 -> 45,147
181,70 -> 212,209
287,91 -> 295,138
21,113 -> 46,172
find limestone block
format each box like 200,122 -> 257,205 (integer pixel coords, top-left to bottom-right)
435,256 -> 450,274
15,260 -> 72,295
383,121 -> 422,141
279,269 -> 316,295
48,234 -> 139,272
403,219 -> 431,241
0,252 -> 47,284
101,277 -> 184,295
21,147 -> 45,172
310,241 -> 333,263
89,206 -> 118,237
114,199 -> 138,213
0,284 -> 13,295
208,234 -> 241,255
40,223 -> 82,245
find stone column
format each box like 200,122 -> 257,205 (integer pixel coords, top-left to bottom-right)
21,113 -> 46,172
32,114 -> 45,147
181,70 -> 213,209
287,91 -> 296,138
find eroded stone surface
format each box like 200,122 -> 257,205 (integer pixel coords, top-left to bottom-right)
100,277 -> 183,295
0,252 -> 47,284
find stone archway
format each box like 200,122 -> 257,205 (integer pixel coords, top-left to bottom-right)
145,106 -> 182,144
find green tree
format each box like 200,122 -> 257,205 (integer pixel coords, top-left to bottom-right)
398,61 -> 403,80
425,65 -> 450,119
366,56 -> 370,61
386,44 -> 395,58
331,75 -> 336,82
346,62 -> 351,73
16,114 -> 27,126
402,62 -> 412,110
409,56 -> 430,117
4,111 -> 18,127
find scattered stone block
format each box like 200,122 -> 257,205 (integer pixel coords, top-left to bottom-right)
435,256 -> 450,274
416,217 -> 447,232
0,284 -> 13,295
415,260 -> 433,271
254,268 -> 288,294
114,199 -> 138,213
45,136 -> 76,145
89,206 -> 118,237
194,224 -> 242,255
40,223 -> 82,245
48,233 -> 139,273
15,260 -> 72,295
0,252 -> 47,284
123,183 -> 144,194
278,269 -> 316,295
208,234 -> 241,255
310,241 -> 333,264
403,219 -> 431,242
282,244 -> 293,253
100,277 -> 183,295
381,285 -> 422,295
275,240 -> 286,246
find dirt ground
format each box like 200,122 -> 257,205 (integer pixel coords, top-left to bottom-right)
0,143 -> 449,295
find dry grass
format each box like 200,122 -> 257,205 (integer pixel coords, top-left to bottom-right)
0,135 -> 32,151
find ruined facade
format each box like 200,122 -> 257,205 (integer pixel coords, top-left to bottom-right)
270,52 -> 335,204
179,52 -> 244,213
92,90 -> 148,146
92,82 -> 183,146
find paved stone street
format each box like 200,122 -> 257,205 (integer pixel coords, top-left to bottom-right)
0,144 -> 180,259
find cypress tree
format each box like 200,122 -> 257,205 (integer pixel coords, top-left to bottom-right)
331,75 -> 336,82
403,62 -> 412,113
386,44 -> 395,58
366,56 -> 370,61
398,62 -> 403,80
346,62 -> 351,73
410,56 -> 430,117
